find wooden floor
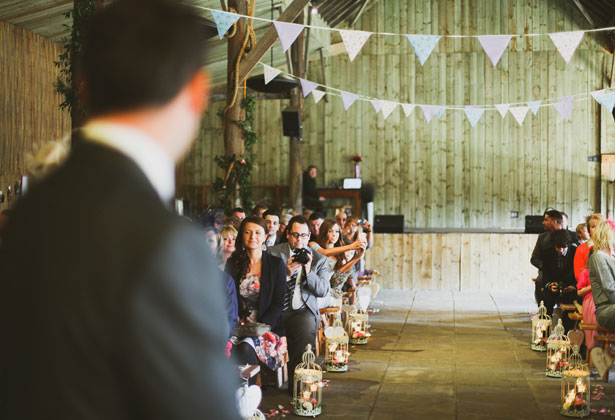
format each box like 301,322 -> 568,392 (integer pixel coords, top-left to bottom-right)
259,290 -> 615,419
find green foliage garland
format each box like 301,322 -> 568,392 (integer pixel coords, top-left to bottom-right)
214,96 -> 259,212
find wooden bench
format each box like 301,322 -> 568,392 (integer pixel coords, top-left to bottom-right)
579,321 -> 615,381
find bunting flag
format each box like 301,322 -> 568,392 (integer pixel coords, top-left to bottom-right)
495,104 -> 510,118
406,35 -> 441,66
210,10 -> 241,40
401,103 -> 416,117
437,108 -> 445,119
339,29 -> 371,62
299,78 -> 319,97
509,106 -> 529,125
420,105 -> 442,123
552,96 -> 574,120
478,35 -> 513,67
592,91 -> 615,113
527,100 -> 542,115
263,64 -> 281,85
312,90 -> 326,104
549,31 -> 584,63
370,100 -> 382,113
340,91 -> 359,110
464,107 -> 484,127
273,21 -> 304,52
381,101 -> 398,119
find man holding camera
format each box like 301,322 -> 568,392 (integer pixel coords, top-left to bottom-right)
268,215 -> 331,392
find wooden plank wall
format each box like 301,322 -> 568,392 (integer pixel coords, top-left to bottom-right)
185,0 -> 614,229
0,20 -> 71,211
365,233 -> 538,291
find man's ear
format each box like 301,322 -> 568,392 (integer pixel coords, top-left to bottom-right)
188,70 -> 210,114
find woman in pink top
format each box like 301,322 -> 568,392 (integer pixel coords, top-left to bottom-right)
575,214 -> 603,349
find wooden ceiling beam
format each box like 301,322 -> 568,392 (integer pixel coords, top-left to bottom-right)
350,0 -> 370,27
236,0 -> 309,85
571,0 -> 597,28
0,0 -> 72,22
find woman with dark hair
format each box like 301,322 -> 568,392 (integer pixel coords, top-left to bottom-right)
313,219 -> 364,306
225,216 -> 287,380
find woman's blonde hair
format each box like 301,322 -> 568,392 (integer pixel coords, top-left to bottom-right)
591,220 -> 614,251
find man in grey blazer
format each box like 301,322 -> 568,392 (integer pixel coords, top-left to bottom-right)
268,215 -> 331,390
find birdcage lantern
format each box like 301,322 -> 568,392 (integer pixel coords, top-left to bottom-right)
531,300 -> 551,351
293,344 -> 323,417
324,316 -> 349,372
347,309 -> 369,345
561,346 -> 590,417
546,319 -> 571,378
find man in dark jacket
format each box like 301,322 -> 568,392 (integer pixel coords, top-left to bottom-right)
303,165 -> 325,213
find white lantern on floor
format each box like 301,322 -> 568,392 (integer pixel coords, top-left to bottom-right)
546,319 -> 571,378
293,344 -> 323,417
347,309 -> 369,345
561,346 -> 590,417
324,316 -> 349,372
531,300 -> 551,352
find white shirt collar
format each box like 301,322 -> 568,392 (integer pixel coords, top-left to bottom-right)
81,121 -> 175,203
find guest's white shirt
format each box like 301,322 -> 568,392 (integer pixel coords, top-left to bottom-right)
82,121 -> 175,203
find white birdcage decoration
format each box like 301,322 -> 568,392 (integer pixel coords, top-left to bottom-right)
293,344 -> 323,417
347,309 -> 369,345
546,319 -> 571,378
561,346 -> 590,417
531,300 -> 552,351
324,316 -> 349,372
236,381 -> 265,420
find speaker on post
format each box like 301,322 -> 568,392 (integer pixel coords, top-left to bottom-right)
525,215 -> 545,234
282,106 -> 302,139
374,215 -> 404,234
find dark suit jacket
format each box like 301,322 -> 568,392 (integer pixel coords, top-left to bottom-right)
0,137 -> 240,419
226,252 -> 286,335
542,245 -> 577,290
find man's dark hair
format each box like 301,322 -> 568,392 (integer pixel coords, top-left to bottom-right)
251,204 -> 268,216
545,209 -> 563,225
229,207 -> 245,216
306,165 -> 317,172
287,215 -> 309,233
82,0 -> 208,115
550,229 -> 571,248
309,212 -> 324,221
262,210 -> 280,220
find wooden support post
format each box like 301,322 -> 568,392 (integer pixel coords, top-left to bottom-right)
289,11 -> 305,213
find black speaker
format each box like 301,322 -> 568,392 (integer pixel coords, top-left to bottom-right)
525,215 -> 545,233
361,183 -> 375,202
374,215 -> 404,233
282,106 -> 302,138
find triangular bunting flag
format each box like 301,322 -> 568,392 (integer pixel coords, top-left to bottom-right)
263,64 -> 281,85
509,106 -> 529,125
495,104 -> 509,118
549,31 -> 584,63
527,100 -> 542,115
381,101 -> 398,119
312,90 -> 325,104
437,108 -> 445,119
552,96 -> 574,121
371,100 -> 382,113
592,91 -> 615,113
340,91 -> 359,110
420,105 -> 442,123
406,35 -> 441,66
464,107 -> 484,127
478,35 -> 513,67
299,79 -> 319,98
339,29 -> 371,62
401,103 -> 415,117
210,10 -> 241,40
273,21 -> 304,52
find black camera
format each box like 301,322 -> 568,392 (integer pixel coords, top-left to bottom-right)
292,248 -> 311,265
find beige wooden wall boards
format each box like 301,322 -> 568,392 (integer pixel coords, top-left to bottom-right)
365,233 -> 538,292
0,20 -> 71,211
185,0 -> 615,228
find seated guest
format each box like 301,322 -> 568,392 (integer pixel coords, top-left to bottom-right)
344,216 -> 374,250
531,209 -> 564,302
229,207 -> 246,221
263,210 -> 281,248
219,225 -> 237,270
335,210 -> 347,230
252,203 -> 268,218
540,229 -> 579,331
303,165 -> 325,213
575,214 -> 603,349
224,215 -> 241,232
577,222 -> 590,244
308,212 -> 324,241
226,217 -> 287,384
313,219 -> 365,306
588,220 -> 615,329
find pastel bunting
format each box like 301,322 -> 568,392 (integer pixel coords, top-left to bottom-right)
340,91 -> 359,110
464,107 -> 484,127
210,10 -> 240,40
299,78 -> 319,97
406,35 -> 441,66
339,29 -> 371,62
273,21 -> 304,52
478,35 -> 513,67
552,96 -> 574,120
509,106 -> 529,125
263,64 -> 281,85
549,31 -> 584,63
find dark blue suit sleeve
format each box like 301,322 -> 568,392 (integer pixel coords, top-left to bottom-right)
258,257 -> 286,333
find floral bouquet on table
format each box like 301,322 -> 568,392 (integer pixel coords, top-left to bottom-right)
352,155 -> 362,163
